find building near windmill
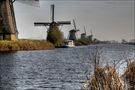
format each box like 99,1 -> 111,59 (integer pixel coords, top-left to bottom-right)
0,0 -> 18,40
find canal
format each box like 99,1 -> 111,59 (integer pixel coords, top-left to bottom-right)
0,44 -> 135,90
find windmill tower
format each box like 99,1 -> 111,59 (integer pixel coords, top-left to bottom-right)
87,29 -> 93,41
81,26 -> 86,40
0,0 -> 18,40
68,19 -> 79,41
34,4 -> 71,32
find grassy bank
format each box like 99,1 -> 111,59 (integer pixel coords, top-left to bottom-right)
74,39 -> 92,46
0,39 -> 54,51
74,39 -> 99,46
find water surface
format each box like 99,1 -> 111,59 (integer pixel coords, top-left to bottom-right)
0,44 -> 134,90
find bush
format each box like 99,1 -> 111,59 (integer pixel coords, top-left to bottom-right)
47,22 -> 64,47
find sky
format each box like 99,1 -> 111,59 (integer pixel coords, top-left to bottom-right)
13,0 -> 134,42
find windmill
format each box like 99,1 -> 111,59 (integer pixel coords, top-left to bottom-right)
34,4 -> 71,31
81,26 -> 86,40
0,0 -> 39,40
87,29 -> 93,42
0,0 -> 18,40
68,19 -> 79,41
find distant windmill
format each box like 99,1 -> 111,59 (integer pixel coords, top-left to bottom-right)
34,4 -> 71,31
68,19 -> 79,41
0,0 -> 39,40
87,29 -> 93,41
81,26 -> 86,40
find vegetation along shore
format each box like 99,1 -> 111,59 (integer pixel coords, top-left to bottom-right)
84,60 -> 135,90
0,39 -> 54,52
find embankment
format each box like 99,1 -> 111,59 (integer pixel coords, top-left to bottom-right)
0,39 -> 54,51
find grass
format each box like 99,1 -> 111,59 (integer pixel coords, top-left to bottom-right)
0,39 -> 54,51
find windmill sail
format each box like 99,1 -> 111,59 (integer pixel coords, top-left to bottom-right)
51,4 -> 54,22
16,0 -> 40,7
73,19 -> 76,30
34,4 -> 71,27
84,26 -> 86,34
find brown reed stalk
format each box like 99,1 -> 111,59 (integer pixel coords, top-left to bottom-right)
122,61 -> 135,90
84,66 -> 124,90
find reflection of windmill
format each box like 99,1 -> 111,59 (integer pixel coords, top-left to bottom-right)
81,26 -> 86,40
68,19 -> 79,41
34,4 -> 71,31
0,0 -> 18,40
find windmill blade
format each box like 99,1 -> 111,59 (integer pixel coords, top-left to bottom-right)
76,29 -> 79,31
90,29 -> 93,36
16,0 -> 40,7
34,21 -> 71,27
73,19 -> 77,30
57,21 -> 71,25
84,26 -> 86,34
34,22 -> 51,26
51,4 -> 54,22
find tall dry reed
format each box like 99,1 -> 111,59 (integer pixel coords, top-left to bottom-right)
0,39 -> 54,51
84,66 -> 124,90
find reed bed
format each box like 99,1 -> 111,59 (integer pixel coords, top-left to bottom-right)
0,39 -> 54,51
84,66 -> 124,90
84,61 -> 135,90
122,61 -> 135,90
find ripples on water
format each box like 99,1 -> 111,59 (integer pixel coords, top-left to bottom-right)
0,44 -> 135,90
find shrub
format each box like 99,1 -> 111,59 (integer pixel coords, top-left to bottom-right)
47,22 -> 64,47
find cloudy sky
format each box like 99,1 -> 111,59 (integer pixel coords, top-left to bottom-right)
13,0 -> 134,42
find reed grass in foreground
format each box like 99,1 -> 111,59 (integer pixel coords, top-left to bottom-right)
84,61 -> 135,90
84,66 -> 124,90
0,39 -> 54,51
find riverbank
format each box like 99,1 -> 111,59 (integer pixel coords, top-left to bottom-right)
0,39 -> 54,52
